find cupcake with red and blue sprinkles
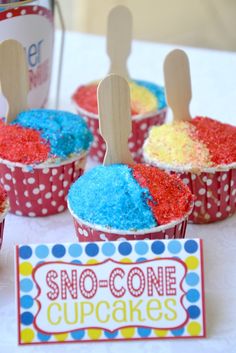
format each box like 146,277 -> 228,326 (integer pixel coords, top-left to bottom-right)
0,109 -> 93,217
68,163 -> 193,242
144,116 -> 236,223
72,79 -> 167,162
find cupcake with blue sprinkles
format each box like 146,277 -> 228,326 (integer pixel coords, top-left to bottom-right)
0,109 -> 93,217
68,163 -> 193,242
72,79 -> 167,163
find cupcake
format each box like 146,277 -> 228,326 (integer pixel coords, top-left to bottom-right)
72,79 -> 167,162
0,183 -> 9,249
68,163 -> 193,242
0,109 -> 93,217
144,116 -> 236,223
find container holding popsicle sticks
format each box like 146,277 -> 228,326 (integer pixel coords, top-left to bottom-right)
72,5 -> 167,163
0,0 -> 65,111
68,74 -> 194,242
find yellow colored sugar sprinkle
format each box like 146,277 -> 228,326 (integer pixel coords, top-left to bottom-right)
144,122 -> 212,168
129,82 -> 158,114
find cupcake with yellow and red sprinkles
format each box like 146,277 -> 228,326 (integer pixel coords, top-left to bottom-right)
68,163 -> 193,242
0,183 -> 8,249
144,116 -> 236,223
72,79 -> 167,162
0,109 -> 93,217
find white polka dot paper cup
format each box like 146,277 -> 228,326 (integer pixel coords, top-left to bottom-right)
72,101 -> 167,163
68,202 -> 193,242
144,156 -> 236,223
174,168 -> 236,224
0,153 -> 87,217
0,199 -> 9,250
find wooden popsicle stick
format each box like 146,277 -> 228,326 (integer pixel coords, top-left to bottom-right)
107,5 -> 132,79
0,39 -> 29,124
98,74 -> 134,165
164,49 -> 192,122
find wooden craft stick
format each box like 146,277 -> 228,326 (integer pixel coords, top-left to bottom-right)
107,5 -> 132,79
98,74 -> 134,165
0,39 -> 29,123
164,49 -> 192,121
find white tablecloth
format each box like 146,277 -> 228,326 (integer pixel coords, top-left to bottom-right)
0,31 -> 236,353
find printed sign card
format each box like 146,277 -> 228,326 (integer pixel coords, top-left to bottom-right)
15,239 -> 205,345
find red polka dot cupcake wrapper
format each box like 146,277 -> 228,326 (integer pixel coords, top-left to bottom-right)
171,168 -> 236,224
0,201 -> 9,250
0,154 -> 87,217
74,105 -> 167,163
68,203 -> 193,242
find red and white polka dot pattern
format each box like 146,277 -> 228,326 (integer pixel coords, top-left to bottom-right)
72,216 -> 188,243
172,169 -> 236,223
0,155 -> 87,217
74,106 -> 167,163
0,5 -> 53,23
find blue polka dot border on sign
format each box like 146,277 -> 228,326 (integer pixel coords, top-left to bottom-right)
16,238 -> 204,343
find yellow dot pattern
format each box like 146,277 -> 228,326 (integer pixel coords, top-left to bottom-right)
120,257 -> 132,263
187,322 -> 202,336
21,328 -> 35,343
86,259 -> 99,265
154,329 -> 168,337
54,333 -> 69,341
19,262 -> 33,276
87,329 -> 102,340
120,327 -> 135,338
185,256 -> 199,270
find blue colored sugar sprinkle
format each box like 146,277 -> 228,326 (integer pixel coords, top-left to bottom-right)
13,109 -> 93,159
68,164 -> 158,231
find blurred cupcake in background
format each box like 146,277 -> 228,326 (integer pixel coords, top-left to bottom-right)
72,5 -> 167,163
73,79 -> 166,163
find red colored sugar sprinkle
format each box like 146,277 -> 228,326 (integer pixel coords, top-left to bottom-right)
73,84 -> 98,114
132,164 -> 193,225
0,184 -> 7,213
191,117 -> 236,166
73,84 -> 137,115
0,120 -> 50,164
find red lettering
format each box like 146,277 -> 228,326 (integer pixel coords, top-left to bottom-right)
147,267 -> 164,296
109,268 -> 126,298
165,266 -> 176,295
29,59 -> 49,89
79,269 -> 97,299
61,270 -> 78,300
46,270 -> 59,300
127,267 -> 145,297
